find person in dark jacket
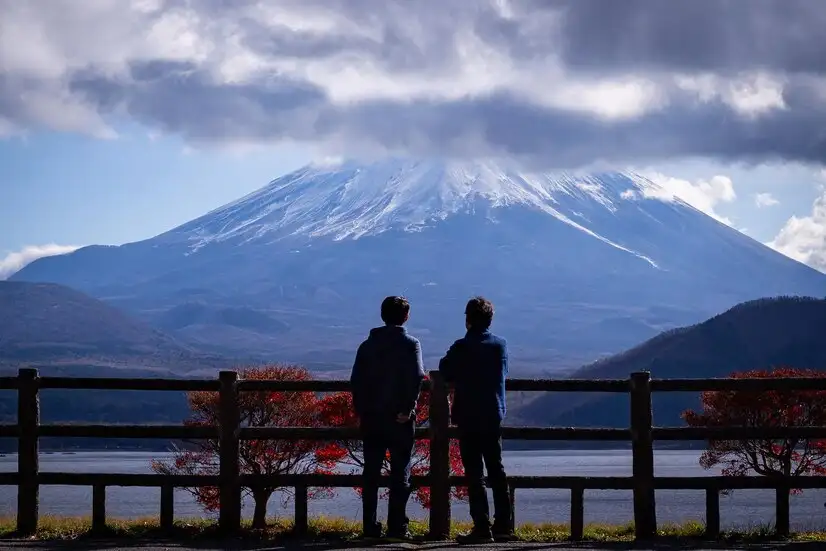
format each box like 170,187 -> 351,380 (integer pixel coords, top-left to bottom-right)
439,296 -> 511,543
350,296 -> 425,539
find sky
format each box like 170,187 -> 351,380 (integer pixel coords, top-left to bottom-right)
2,0 -> 826,277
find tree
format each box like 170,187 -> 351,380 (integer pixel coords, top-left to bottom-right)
682,367 -> 826,493
315,378 -> 467,507
152,365 -> 331,528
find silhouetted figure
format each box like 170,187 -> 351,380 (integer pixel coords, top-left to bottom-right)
350,296 -> 424,540
439,296 -> 512,544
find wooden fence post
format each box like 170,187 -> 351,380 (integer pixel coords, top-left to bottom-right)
428,371 -> 451,539
630,371 -> 656,540
570,484 -> 584,541
294,484 -> 308,536
705,487 -> 720,538
92,484 -> 106,532
160,485 -> 174,531
775,486 -> 790,537
218,370 -> 241,534
17,368 -> 39,536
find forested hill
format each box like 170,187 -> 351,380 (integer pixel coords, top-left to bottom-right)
520,296 -> 826,429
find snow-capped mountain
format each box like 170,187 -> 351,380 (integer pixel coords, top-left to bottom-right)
12,158 -> 826,373
164,159 -> 662,265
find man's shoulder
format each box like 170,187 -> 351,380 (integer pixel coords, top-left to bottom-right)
450,335 -> 468,347
487,332 -> 507,348
399,331 -> 421,347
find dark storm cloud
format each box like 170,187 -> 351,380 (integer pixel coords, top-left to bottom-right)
64,59 -> 826,168
3,0 -> 826,168
69,62 -> 329,143
549,0 -> 826,75
342,84 -> 826,168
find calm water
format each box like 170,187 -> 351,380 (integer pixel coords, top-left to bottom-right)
1,450 -> 825,530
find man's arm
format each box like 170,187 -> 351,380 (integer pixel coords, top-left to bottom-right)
500,338 -> 509,379
397,338 -> 425,421
350,341 -> 368,418
438,339 -> 462,383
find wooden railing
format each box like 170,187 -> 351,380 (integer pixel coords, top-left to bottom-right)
2,368 -> 826,540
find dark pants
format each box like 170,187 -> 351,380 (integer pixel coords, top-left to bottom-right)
458,424 -> 511,532
361,417 -> 415,534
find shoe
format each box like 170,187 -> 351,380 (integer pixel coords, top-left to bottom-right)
492,529 -> 516,542
362,522 -> 383,539
385,527 -> 412,541
492,522 -> 515,541
456,527 -> 494,544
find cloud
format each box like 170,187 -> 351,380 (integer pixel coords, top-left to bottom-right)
636,172 -> 737,225
553,0 -> 826,76
0,244 -> 81,280
767,191 -> 826,273
754,192 -> 780,208
4,1 -> 826,168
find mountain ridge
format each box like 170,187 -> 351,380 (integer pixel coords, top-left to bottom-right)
0,281 -> 233,372
11,158 -> 826,371
520,295 -> 826,428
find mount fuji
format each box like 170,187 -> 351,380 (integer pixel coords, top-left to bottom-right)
11,158 -> 826,374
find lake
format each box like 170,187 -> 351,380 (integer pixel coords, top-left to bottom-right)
1,450 -> 825,530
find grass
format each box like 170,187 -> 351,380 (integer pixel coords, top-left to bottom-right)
0,515 -> 825,543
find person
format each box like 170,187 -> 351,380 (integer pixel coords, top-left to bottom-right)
350,296 -> 425,540
439,296 -> 512,544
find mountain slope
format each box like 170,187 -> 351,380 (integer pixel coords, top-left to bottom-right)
520,296 -> 826,428
0,281 -> 228,371
11,159 -> 826,372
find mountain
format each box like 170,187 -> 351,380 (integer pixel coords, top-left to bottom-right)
519,296 -> 826,429
0,281 -> 229,372
11,158 -> 826,373
0,281 -> 232,450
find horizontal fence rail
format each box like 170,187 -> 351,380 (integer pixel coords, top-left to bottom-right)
3,472 -> 825,490
2,368 -> 825,539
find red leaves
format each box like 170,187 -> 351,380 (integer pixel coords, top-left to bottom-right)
682,367 -> 826,494
317,391 -> 358,428
315,442 -> 348,465
151,363 -> 331,516
316,384 -> 467,508
153,365 -> 468,516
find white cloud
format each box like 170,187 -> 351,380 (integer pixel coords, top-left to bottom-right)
767,191 -> 826,273
754,192 -> 779,208
0,244 -> 81,280
637,172 -> 737,225
673,72 -> 787,117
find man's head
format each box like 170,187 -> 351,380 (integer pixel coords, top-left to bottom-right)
381,296 -> 410,326
465,296 -> 494,331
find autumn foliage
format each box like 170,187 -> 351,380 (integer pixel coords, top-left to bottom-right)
153,366 -> 466,528
152,365 -> 332,529
682,367 -> 826,493
316,377 -> 468,507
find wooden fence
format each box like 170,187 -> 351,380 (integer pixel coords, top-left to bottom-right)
2,368 -> 826,540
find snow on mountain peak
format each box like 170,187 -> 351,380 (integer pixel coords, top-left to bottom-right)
169,158 -> 665,265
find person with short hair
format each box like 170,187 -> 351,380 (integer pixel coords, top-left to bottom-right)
350,296 -> 425,540
439,296 -> 512,543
